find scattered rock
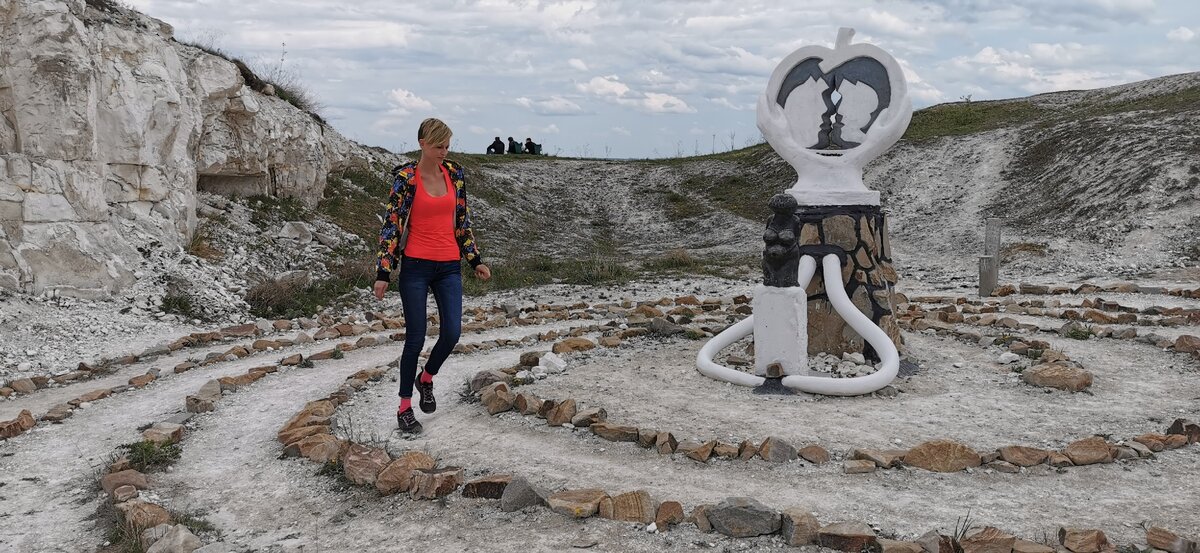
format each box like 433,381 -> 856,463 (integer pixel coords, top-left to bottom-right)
688,505 -> 713,533
462,475 -> 512,499
1011,539 -> 1055,553
997,445 -> 1049,467
9,378 -> 37,394
1058,528 -> 1109,553
145,524 -> 202,553
1063,437 -> 1114,466
514,392 -> 543,415
758,436 -> 797,463
500,476 -> 550,512
41,403 -> 74,423
1172,334 -> 1200,353
142,423 -> 184,445
480,382 -> 515,415
552,337 -> 596,354
903,440 -> 981,472
843,460 -> 877,474
655,432 -> 678,454
1166,418 -> 1200,443
342,444 -> 391,486
916,531 -> 956,553
677,440 -> 716,463
798,444 -> 830,464
630,428 -> 655,448
591,423 -> 639,442
116,500 -> 172,531
547,398 -> 577,427
284,434 -> 345,464
547,488 -> 608,518
375,451 -> 436,495
655,500 -> 686,530
112,485 -> 139,503
570,408 -> 607,427
648,317 -> 685,335
186,380 -> 223,413
409,467 -> 465,500
781,508 -> 821,546
1022,362 -> 1093,392
102,469 -> 150,495
852,448 -> 905,468
1146,527 -> 1197,553
518,351 -> 544,366
960,527 -> 1016,553
819,522 -> 880,553
707,497 -> 781,538
599,490 -> 656,523
470,370 -> 511,393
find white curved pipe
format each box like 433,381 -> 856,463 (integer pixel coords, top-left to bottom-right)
781,254 -> 899,396
695,256 -> 818,386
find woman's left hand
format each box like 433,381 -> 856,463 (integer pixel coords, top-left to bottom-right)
474,264 -> 492,281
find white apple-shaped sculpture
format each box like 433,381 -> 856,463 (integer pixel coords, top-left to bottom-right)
757,28 -> 913,206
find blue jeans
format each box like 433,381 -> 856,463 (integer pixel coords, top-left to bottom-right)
396,255 -> 463,398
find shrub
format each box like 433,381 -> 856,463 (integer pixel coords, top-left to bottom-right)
119,440 -> 182,472
245,250 -> 375,319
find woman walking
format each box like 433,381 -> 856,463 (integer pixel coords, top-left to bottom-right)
374,118 -> 491,433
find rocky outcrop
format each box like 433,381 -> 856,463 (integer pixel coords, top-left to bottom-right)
0,0 -> 369,297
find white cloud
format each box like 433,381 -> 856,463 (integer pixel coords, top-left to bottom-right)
578,75 -> 695,113
1167,26 -> 1197,42
542,124 -> 561,134
1026,42 -> 1104,66
468,125 -> 489,135
515,95 -> 584,115
578,75 -> 633,98
387,88 -> 433,113
612,126 -> 632,136
568,58 -> 589,71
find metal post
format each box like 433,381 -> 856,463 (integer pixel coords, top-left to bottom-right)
979,218 -> 1001,296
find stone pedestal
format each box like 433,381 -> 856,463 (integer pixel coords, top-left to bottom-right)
796,205 -> 902,361
751,285 -> 809,377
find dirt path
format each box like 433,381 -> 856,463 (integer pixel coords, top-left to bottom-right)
0,315 -> 585,552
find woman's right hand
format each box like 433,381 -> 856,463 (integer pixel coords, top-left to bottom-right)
373,280 -> 389,300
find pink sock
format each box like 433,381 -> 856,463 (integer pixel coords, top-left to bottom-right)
399,398 -> 412,413
420,371 -> 434,384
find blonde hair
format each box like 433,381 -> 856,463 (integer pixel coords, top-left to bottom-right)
418,118 -> 452,146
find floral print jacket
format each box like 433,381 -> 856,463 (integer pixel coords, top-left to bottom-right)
375,160 -> 483,282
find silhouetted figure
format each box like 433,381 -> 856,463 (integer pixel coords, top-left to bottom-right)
507,137 -> 522,154
524,137 -> 541,155
762,194 -> 801,287
486,137 -> 504,155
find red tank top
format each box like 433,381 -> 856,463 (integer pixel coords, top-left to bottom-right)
404,166 -> 460,262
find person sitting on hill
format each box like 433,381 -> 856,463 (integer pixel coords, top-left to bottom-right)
507,136 -> 522,154
524,137 -> 541,155
486,137 -> 504,154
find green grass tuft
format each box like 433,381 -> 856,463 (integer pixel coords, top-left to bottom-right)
119,440 -> 182,473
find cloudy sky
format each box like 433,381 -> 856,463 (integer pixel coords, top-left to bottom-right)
129,0 -> 1200,159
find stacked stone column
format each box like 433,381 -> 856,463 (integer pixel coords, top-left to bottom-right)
795,205 -> 902,362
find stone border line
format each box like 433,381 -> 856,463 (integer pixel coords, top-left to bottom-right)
1,318 -> 315,399
2,293 -> 745,441
985,282 -> 1200,298
274,334 -> 1200,553
88,340 -> 329,552
0,293 -> 736,400
897,297 -> 1200,392
0,301 -> 585,437
468,363 -> 1200,477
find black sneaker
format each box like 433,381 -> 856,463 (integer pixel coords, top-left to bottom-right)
397,408 -> 422,434
415,371 -> 436,414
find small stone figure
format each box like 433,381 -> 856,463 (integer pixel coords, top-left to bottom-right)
762,193 -> 801,287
